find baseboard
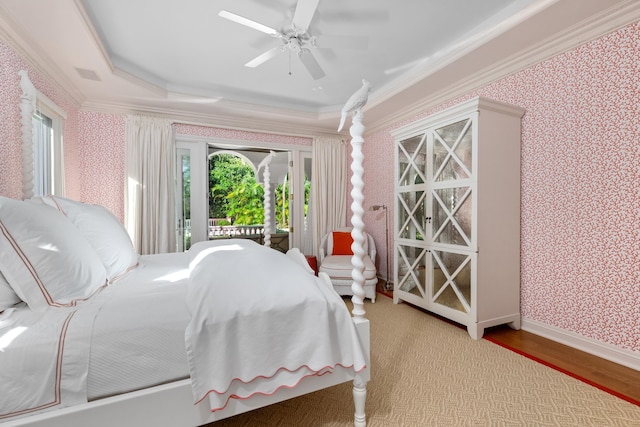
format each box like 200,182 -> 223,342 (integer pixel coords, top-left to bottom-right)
522,317 -> 640,372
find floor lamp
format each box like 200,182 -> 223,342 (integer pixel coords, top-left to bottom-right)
369,204 -> 393,291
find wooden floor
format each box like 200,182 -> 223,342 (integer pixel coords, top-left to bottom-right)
376,281 -> 640,406
484,324 -> 640,405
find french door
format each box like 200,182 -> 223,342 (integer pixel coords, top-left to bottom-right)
175,137 -> 311,252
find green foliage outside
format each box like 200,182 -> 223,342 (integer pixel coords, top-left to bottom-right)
207,153 -> 310,230
209,153 -> 264,225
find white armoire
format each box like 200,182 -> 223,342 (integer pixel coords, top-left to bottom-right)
391,97 -> 525,339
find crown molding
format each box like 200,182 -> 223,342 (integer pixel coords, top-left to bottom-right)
0,6 -> 84,107
365,0 -> 640,135
81,99 -> 340,139
366,0 -> 558,114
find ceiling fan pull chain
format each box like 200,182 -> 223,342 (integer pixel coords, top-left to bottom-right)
289,49 -> 292,76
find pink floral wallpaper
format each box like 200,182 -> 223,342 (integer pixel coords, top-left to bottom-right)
0,21 -> 638,353
57,116 -> 315,222
77,112 -> 126,219
365,22 -> 640,352
0,41 -> 81,200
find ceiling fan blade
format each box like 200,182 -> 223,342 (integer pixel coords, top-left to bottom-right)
292,0 -> 320,33
245,46 -> 281,68
218,10 -> 281,37
298,48 -> 325,80
314,35 -> 368,50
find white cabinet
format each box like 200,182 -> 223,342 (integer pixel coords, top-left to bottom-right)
391,97 -> 524,339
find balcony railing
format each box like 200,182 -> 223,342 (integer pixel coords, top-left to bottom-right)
208,224 -> 264,238
183,219 -> 288,252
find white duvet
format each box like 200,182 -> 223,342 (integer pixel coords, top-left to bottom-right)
0,239 -> 367,420
185,239 -> 367,412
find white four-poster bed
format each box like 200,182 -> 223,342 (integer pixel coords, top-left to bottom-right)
0,74 -> 372,427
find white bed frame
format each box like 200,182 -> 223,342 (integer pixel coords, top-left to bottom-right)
7,78 -> 371,427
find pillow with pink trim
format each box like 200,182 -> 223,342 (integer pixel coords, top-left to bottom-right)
0,270 -> 21,310
0,196 -> 107,311
41,195 -> 139,283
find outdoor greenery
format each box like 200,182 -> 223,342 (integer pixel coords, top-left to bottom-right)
209,154 -> 264,225
190,153 -> 311,229
208,153 -> 296,228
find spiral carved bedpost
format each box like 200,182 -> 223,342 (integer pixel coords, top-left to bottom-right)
338,78 -> 371,321
349,109 -> 368,427
258,151 -> 276,248
338,79 -> 371,427
349,110 -> 367,321
19,70 -> 36,200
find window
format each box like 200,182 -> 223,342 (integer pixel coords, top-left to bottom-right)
32,92 -> 66,196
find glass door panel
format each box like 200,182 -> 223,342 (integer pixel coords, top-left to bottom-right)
398,134 -> 427,187
397,244 -> 428,297
176,148 -> 191,251
432,119 -> 472,182
431,250 -> 472,313
397,190 -> 426,240
432,186 -> 472,247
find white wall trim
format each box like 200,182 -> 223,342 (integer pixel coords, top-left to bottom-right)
365,0 -> 640,135
176,135 -> 312,152
522,317 -> 640,372
0,8 -> 84,107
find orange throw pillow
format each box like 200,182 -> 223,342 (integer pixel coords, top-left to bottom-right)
332,231 -> 353,255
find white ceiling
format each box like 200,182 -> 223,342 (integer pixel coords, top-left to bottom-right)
0,0 -> 637,135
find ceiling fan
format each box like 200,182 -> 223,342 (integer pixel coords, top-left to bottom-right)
219,0 -> 367,80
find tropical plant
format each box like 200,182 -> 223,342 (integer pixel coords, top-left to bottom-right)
209,153 -> 264,225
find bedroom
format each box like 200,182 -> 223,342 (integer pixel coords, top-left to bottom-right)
0,0 -> 639,425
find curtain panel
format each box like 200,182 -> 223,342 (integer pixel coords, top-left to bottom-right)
124,116 -> 176,255
310,137 -> 347,257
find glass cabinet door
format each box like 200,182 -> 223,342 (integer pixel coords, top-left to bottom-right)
397,133 -> 428,241
430,249 -> 473,314
397,243 -> 428,297
430,118 -> 474,250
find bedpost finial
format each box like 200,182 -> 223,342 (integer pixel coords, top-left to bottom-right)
337,79 -> 371,132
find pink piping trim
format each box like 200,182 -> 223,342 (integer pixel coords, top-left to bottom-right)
195,362 -> 366,412
0,311 -> 76,419
0,219 -> 107,308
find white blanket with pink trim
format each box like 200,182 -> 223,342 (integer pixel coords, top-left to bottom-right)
185,239 -> 366,412
0,303 -> 99,421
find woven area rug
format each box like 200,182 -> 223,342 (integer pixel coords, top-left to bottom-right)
209,294 -> 640,426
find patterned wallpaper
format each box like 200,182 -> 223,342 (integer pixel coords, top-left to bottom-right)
74,120 -> 313,221
77,111 -> 126,220
0,22 -> 638,353
0,41 -> 81,200
365,22 -> 640,352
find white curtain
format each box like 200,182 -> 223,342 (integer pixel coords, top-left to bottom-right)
310,137 -> 347,257
124,115 -> 176,255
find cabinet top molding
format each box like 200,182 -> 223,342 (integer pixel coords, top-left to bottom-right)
390,96 -> 525,140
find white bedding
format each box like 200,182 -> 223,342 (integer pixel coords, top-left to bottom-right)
0,302 -> 99,421
0,239 -> 366,423
0,253 -> 190,420
86,251 -> 192,399
185,240 -> 367,412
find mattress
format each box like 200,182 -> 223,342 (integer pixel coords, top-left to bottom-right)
86,252 -> 192,400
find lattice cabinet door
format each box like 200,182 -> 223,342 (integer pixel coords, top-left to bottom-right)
427,115 -> 478,325
395,133 -> 429,302
392,97 -> 524,339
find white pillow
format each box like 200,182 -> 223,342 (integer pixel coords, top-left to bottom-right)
0,196 -> 107,311
0,271 -> 21,310
42,196 -> 139,283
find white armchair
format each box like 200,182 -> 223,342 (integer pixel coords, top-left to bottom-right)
318,227 -> 378,303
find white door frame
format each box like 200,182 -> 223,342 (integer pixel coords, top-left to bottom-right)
176,135 -> 311,251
